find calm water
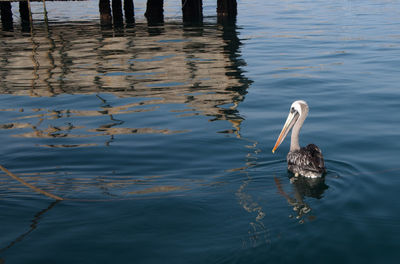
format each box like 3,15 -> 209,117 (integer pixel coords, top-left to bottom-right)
1,0 -> 400,263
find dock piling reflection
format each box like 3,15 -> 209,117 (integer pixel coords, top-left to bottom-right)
0,17 -> 252,146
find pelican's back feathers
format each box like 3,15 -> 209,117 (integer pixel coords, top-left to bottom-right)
287,144 -> 326,178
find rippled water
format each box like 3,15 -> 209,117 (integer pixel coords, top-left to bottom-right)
1,0 -> 400,263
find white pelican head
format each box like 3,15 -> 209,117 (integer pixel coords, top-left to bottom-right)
272,100 -> 309,153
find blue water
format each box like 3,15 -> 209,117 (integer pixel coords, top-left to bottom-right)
1,0 -> 400,263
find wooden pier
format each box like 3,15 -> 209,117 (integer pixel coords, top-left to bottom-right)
0,0 -> 238,30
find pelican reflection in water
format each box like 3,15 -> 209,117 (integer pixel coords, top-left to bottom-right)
274,175 -> 329,223
272,100 -> 326,178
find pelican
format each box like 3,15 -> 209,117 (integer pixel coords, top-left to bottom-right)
272,100 -> 326,178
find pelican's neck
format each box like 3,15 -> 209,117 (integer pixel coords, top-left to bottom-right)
290,112 -> 307,152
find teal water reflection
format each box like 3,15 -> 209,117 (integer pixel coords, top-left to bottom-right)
1,0 -> 400,263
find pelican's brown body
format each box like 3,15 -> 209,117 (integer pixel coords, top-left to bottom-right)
287,144 -> 326,178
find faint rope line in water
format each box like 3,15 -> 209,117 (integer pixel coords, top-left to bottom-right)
0,164 -> 215,202
0,165 -> 63,201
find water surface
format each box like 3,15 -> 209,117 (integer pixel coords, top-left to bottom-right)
1,0 -> 400,263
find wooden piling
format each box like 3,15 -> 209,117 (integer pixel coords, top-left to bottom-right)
19,1 -> 30,29
0,1 -> 13,31
124,0 -> 134,25
145,0 -> 164,24
19,1 -> 30,26
99,0 -> 113,26
217,0 -> 237,17
182,0 -> 202,24
112,0 -> 124,27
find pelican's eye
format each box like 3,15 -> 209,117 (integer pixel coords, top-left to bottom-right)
290,107 -> 296,113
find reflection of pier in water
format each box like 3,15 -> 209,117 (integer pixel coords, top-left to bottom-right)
0,21 -> 251,144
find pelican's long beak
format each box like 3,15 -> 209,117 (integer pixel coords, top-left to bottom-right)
272,110 -> 299,153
